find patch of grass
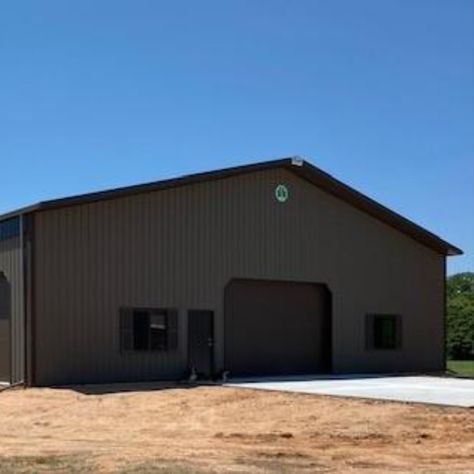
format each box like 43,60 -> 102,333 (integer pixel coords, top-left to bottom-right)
115,461 -> 210,473
0,455 -> 93,473
235,455 -> 325,473
0,457 -> 224,474
447,360 -> 474,377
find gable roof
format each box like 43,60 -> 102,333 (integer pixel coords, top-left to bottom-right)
0,157 -> 462,256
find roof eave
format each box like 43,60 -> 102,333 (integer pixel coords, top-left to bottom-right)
0,204 -> 41,222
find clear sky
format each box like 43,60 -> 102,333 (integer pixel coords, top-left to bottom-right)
1,0 -> 473,274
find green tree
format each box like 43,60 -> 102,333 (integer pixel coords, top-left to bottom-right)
447,272 -> 474,360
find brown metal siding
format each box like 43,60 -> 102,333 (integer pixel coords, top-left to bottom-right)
0,325 -> 9,381
0,227 -> 25,384
0,272 -> 10,380
34,168 -> 445,385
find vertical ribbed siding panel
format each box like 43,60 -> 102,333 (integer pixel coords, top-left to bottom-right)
13,217 -> 25,383
0,220 -> 25,384
33,168 -> 445,385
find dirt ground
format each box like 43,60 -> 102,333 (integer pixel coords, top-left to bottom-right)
0,383 -> 473,473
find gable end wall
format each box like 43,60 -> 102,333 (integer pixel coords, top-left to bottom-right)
33,168 -> 445,385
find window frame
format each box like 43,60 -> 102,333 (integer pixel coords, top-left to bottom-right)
119,307 -> 178,353
366,313 -> 402,351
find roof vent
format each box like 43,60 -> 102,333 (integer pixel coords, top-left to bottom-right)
291,156 -> 304,166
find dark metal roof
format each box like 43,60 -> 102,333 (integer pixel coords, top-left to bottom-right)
0,157 -> 462,256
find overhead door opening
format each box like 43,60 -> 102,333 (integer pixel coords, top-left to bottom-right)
224,279 -> 331,377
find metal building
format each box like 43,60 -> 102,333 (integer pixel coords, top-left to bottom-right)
0,158 -> 462,386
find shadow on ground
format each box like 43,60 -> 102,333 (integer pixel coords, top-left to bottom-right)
53,373 -> 425,396
58,381 -> 215,395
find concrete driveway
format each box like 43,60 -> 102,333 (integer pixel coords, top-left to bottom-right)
228,375 -> 474,407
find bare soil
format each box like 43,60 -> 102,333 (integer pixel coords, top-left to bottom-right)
0,383 -> 473,473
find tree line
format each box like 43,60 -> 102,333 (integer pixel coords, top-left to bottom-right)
447,272 -> 474,360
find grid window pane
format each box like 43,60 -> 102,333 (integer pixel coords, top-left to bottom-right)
150,312 -> 167,350
133,310 -> 150,350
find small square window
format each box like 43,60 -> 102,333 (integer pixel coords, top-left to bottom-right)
366,314 -> 401,350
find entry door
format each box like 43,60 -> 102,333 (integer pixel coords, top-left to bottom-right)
188,310 -> 214,378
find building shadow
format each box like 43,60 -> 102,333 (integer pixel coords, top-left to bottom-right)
56,379 -> 221,395
52,373 -> 426,395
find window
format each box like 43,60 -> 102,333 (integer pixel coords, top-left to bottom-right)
0,218 -> 20,241
366,314 -> 401,350
120,308 -> 178,352
0,272 -> 11,320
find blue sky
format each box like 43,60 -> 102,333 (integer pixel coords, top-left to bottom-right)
1,0 -> 473,274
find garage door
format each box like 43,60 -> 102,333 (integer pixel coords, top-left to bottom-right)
224,279 -> 331,376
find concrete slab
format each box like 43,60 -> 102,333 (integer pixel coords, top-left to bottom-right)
227,375 -> 474,407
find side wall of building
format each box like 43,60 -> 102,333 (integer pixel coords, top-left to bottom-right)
0,219 -> 25,384
33,168 -> 445,385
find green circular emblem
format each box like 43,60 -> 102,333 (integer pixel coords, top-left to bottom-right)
275,184 -> 289,203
